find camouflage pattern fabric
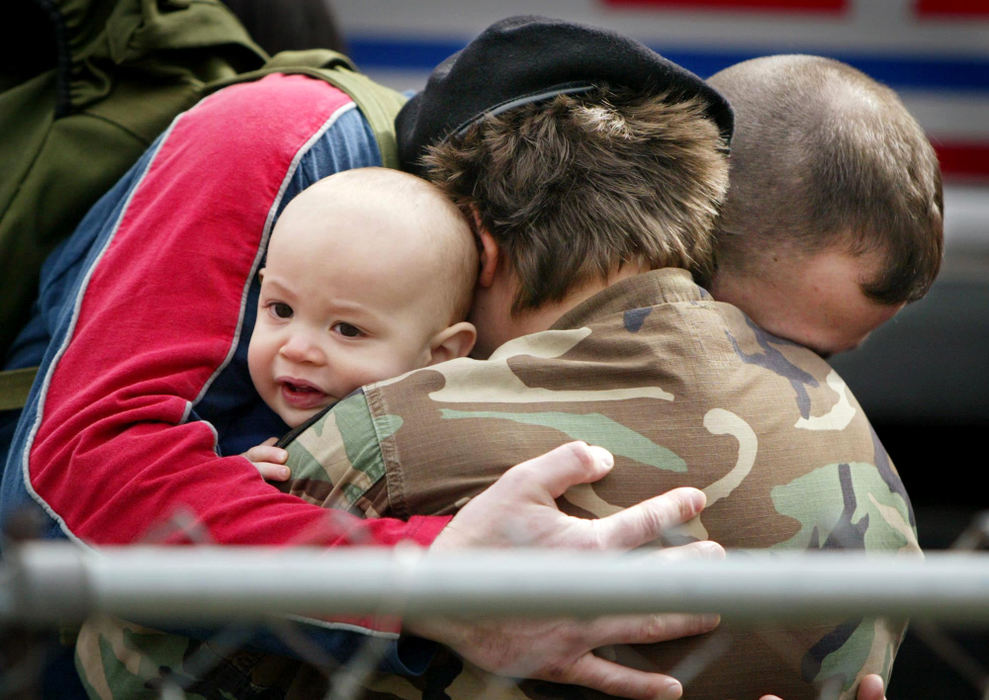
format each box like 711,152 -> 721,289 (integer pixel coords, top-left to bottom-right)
278,268 -> 919,700
75,614 -> 338,700
75,268 -> 919,699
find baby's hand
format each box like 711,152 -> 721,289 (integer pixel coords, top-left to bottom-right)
242,437 -> 290,482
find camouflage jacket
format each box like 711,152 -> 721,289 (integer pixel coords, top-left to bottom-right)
76,269 -> 919,699
277,268 -> 920,700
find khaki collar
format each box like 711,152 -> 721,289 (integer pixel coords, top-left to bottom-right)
551,268 -> 707,330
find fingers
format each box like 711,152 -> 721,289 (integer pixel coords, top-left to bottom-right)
412,616 -> 688,700
506,441 -> 615,499
253,461 -> 291,482
242,441 -> 287,465
649,539 -> 726,563
606,543 -> 724,638
559,653 -> 683,700
241,439 -> 289,482
591,487 -> 707,550
857,674 -> 886,700
581,611 -> 720,648
759,673 -> 885,700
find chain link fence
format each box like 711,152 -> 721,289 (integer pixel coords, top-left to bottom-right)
1,507 -> 986,700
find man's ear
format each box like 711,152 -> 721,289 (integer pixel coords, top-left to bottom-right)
428,322 -> 477,365
470,205 -> 500,289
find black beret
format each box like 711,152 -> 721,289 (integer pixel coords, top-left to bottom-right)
397,15 -> 734,175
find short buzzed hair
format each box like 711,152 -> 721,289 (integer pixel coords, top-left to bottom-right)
422,85 -> 730,314
707,55 -> 943,304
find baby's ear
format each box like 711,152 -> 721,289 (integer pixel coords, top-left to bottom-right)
428,322 -> 477,365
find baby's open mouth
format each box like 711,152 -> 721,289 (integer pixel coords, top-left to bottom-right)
285,381 -> 319,394
279,380 -> 329,409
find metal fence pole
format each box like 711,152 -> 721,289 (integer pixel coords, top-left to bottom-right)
2,544 -> 987,626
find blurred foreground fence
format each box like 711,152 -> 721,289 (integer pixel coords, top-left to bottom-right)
1,528 -> 987,698
2,545 -> 989,626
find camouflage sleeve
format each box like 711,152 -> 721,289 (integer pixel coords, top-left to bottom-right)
75,614 -> 364,700
280,389 -> 391,517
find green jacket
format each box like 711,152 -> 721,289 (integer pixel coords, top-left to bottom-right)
0,0 -> 266,356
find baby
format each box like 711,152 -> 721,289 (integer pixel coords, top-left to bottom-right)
243,167 -> 478,478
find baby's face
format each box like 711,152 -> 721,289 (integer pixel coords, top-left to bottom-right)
248,224 -> 445,428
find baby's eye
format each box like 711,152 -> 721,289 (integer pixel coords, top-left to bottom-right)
333,322 -> 363,338
269,302 -> 293,319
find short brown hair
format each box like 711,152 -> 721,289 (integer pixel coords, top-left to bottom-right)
707,55 -> 943,304
421,85 -> 730,313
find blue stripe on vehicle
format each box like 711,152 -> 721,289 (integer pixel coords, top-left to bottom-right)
347,36 -> 989,92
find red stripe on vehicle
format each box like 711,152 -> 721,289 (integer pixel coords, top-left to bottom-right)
600,0 -> 847,12
935,141 -> 989,179
915,0 -> 989,17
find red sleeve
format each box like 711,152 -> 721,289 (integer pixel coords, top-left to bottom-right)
27,74 -> 451,550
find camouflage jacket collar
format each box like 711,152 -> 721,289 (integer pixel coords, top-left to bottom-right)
551,267 -> 704,331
